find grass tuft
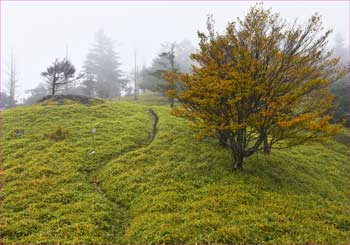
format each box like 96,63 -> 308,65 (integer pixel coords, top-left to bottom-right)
1,98 -> 349,244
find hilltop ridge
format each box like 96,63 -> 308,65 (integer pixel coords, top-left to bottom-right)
0,98 -> 349,244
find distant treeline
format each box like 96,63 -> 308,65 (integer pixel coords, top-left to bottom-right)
1,24 -> 349,128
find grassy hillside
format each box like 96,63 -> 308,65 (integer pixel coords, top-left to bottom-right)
1,99 -> 349,244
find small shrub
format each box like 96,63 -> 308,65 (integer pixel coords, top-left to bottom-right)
45,127 -> 69,141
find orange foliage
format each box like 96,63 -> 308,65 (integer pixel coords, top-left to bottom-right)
164,4 -> 345,170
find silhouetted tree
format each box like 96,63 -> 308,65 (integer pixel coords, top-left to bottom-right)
139,41 -> 195,104
4,52 -> 18,108
41,58 -> 80,95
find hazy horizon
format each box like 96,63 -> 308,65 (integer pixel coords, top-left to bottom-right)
1,1 -> 349,100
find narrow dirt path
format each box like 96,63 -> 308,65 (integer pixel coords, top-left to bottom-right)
89,108 -> 159,191
145,109 -> 159,146
83,108 -> 159,241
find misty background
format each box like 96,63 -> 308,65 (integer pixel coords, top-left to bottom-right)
1,1 -> 349,101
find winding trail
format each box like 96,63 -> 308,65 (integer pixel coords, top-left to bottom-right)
145,109 -> 159,146
83,108 -> 159,240
90,108 -> 159,190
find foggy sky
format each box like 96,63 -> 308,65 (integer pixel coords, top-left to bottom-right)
1,1 -> 349,100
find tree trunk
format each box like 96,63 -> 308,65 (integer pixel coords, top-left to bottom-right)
169,97 -> 174,107
234,153 -> 244,170
231,148 -> 244,171
228,135 -> 244,171
263,134 -> 271,154
218,132 -> 228,147
52,83 -> 56,96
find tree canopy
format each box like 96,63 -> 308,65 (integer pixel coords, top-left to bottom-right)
83,29 -> 125,98
164,5 -> 345,170
41,58 -> 79,96
139,41 -> 196,104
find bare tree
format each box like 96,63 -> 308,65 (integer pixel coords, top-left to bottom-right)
134,50 -> 138,100
5,52 -> 18,108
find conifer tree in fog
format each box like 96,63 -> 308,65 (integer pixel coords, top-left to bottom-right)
139,41 -> 195,105
83,30 -> 125,98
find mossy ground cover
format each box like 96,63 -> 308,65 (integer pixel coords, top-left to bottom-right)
1,99 -> 349,244
0,102 -> 153,243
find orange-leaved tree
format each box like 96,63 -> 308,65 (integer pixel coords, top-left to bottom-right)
164,5 -> 345,170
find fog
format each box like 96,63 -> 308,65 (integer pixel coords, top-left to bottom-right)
1,1 -> 349,100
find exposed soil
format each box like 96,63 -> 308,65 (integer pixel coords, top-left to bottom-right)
37,94 -> 104,105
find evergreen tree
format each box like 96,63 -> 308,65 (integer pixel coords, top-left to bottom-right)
139,41 -> 195,101
329,33 -> 350,126
83,30 -> 125,98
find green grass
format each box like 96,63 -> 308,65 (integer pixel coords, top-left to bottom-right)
120,92 -> 170,105
1,98 -> 349,244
